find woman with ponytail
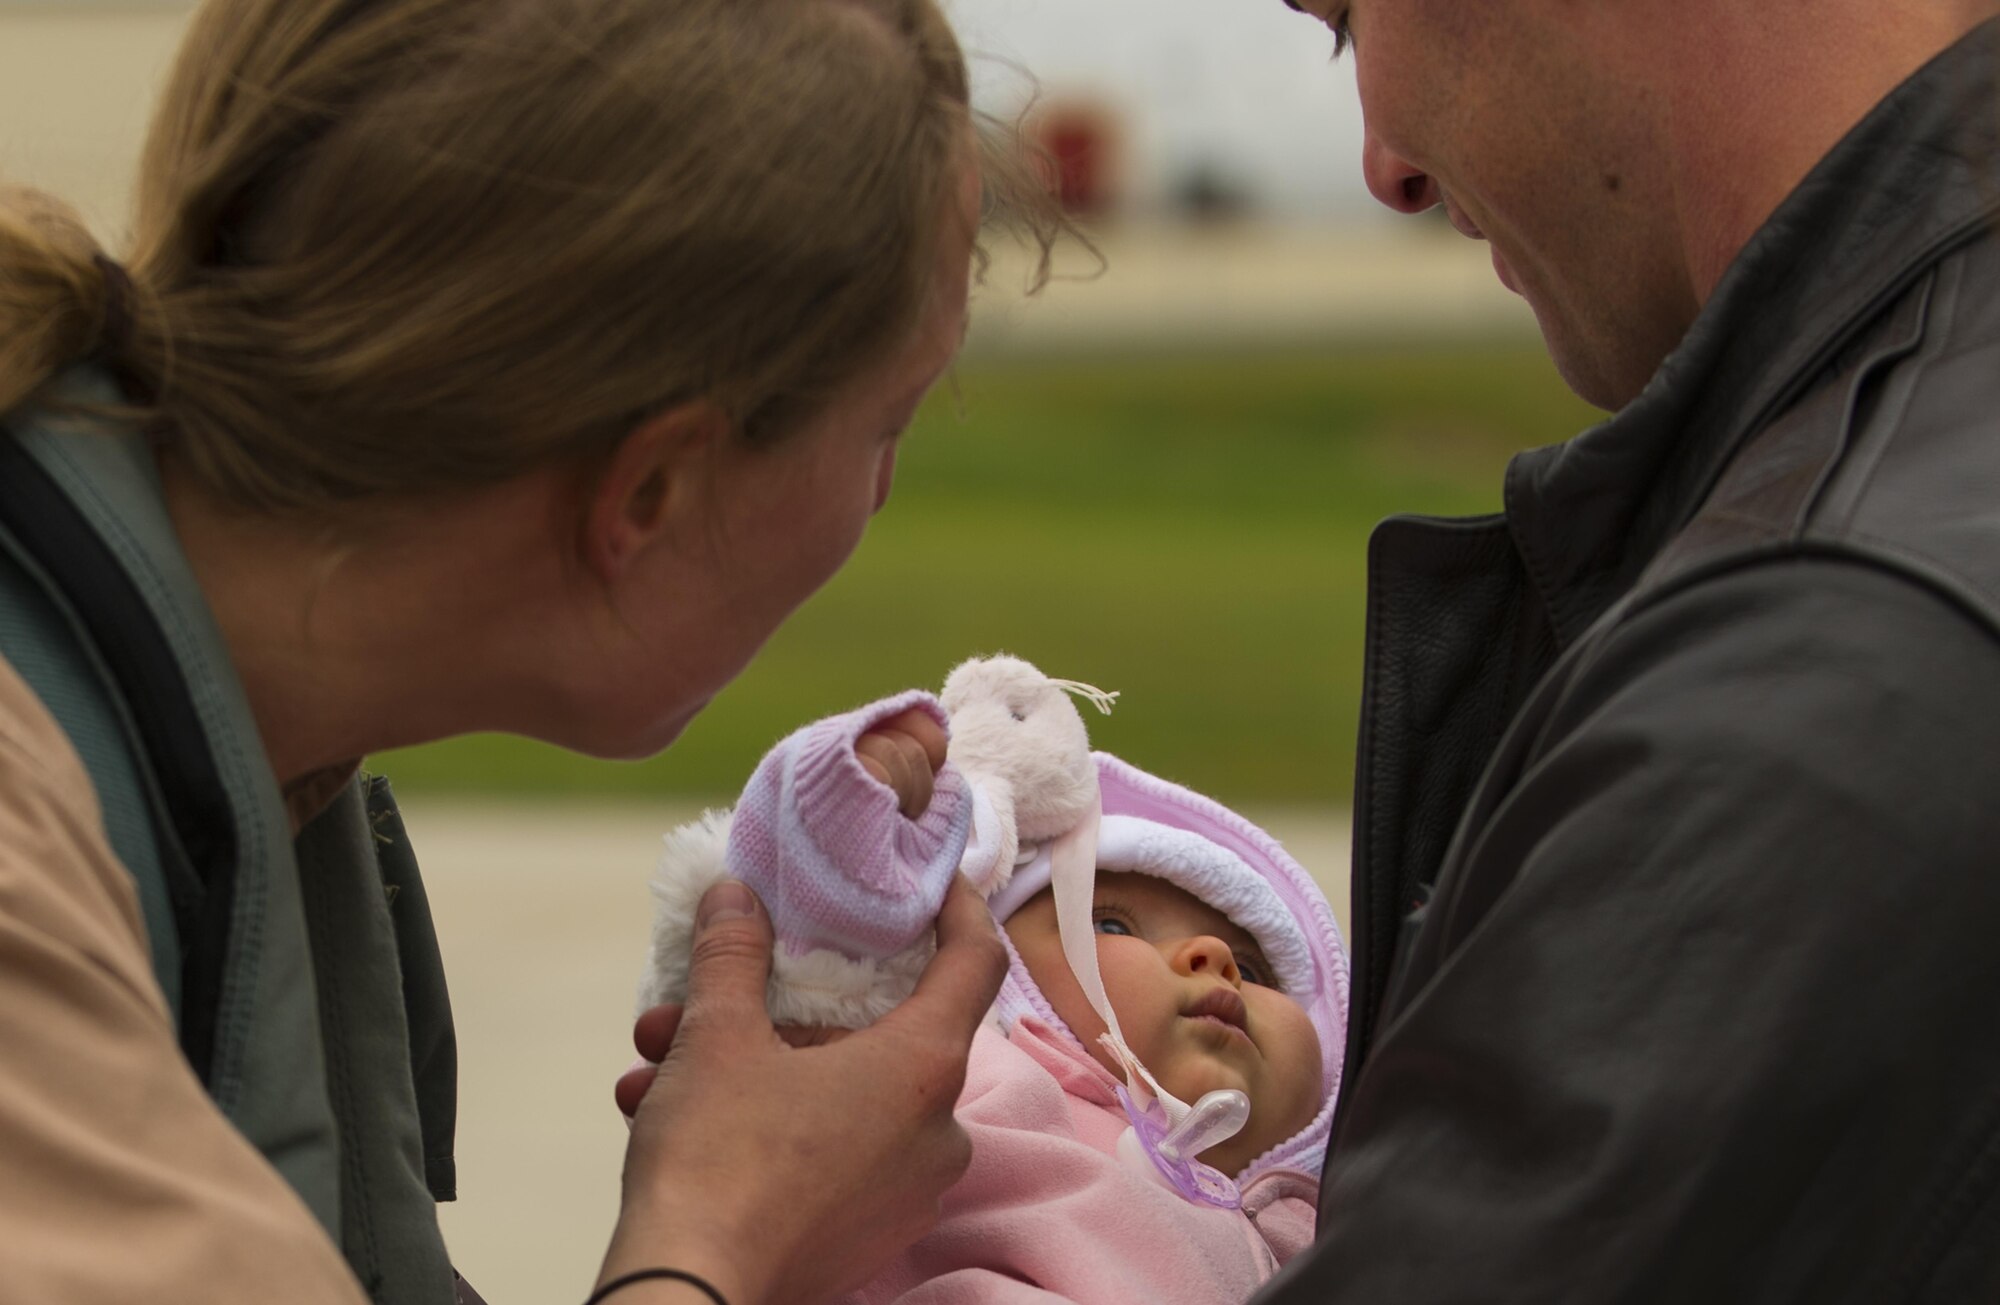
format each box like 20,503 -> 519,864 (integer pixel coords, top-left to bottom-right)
0,2 -> 1054,1302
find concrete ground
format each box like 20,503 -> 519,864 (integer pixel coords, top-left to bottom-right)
407,800 -> 1350,1304
969,220 -> 1536,356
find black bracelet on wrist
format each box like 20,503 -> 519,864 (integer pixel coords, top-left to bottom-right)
584,1267 -> 729,1305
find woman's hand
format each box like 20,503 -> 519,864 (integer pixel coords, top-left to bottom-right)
855,707 -> 949,819
603,875 -> 1006,1305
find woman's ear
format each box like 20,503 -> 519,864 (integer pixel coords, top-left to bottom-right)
582,403 -> 733,582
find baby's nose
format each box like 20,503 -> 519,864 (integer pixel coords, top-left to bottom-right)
1173,935 -> 1241,986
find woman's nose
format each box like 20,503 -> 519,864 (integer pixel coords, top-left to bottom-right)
1362,133 -> 1440,215
1171,936 -> 1241,986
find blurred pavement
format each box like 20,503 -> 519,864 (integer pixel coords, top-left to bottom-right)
969,220 -> 1538,356
407,799 -> 1350,1303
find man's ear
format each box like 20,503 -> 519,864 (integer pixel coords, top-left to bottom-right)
581,403 -> 733,582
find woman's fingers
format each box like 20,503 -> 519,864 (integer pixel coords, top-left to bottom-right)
856,727 -> 936,817
631,1003 -> 683,1062
615,886 -> 767,1121
675,880 -> 777,1045
616,1004 -> 684,1118
889,876 -> 1008,1047
857,748 -> 894,788
613,1063 -> 656,1119
877,707 -> 949,770
607,875 -> 1002,1303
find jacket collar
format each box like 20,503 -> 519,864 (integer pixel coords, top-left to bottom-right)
1503,17 -> 2000,647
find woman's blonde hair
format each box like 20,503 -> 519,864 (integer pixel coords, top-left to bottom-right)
0,0 -> 1060,515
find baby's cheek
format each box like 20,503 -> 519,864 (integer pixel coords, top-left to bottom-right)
1096,942 -> 1185,1065
1256,994 -> 1327,1132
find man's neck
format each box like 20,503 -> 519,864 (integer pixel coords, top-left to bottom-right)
1660,2 -> 2000,303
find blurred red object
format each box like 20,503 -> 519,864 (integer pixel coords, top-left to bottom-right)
1032,101 -> 1120,216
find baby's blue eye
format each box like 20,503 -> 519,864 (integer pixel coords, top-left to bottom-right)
1093,916 -> 1133,937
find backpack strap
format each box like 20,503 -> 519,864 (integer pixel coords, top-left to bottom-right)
0,380 -> 460,1303
0,428 -> 238,1083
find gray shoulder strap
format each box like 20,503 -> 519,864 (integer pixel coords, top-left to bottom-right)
296,776 -> 458,1302
0,392 -> 343,1235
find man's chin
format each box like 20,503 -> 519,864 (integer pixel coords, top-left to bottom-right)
1537,310 -> 1641,413
1532,279 -> 1695,414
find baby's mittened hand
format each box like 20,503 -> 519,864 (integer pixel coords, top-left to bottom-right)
856,708 -> 949,819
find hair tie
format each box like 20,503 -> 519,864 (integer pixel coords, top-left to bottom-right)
583,1267 -> 729,1305
91,253 -> 136,353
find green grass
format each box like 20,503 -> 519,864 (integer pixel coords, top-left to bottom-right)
371,342 -> 1603,807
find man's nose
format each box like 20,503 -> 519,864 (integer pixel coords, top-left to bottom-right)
1362,133 -> 1440,214
1172,936 -> 1242,986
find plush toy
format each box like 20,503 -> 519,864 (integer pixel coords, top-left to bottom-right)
635,655 -> 1112,1029
941,655 -> 1118,898
635,654 -> 1263,1202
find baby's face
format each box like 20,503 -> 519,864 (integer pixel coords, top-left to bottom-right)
1005,872 -> 1323,1177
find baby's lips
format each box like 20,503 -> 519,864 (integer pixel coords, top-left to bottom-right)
1183,985 -> 1250,1033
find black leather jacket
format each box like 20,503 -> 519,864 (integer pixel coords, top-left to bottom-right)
1269,21 -> 2000,1302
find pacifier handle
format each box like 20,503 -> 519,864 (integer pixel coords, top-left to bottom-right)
1156,1089 -> 1250,1163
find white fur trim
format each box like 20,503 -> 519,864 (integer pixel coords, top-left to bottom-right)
638,807 -> 937,1029
987,842 -> 1053,921
1095,815 -> 1314,998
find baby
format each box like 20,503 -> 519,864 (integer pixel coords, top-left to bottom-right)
637,662 -> 1347,1303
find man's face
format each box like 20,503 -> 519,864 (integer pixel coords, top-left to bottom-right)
1298,0 -> 1701,409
